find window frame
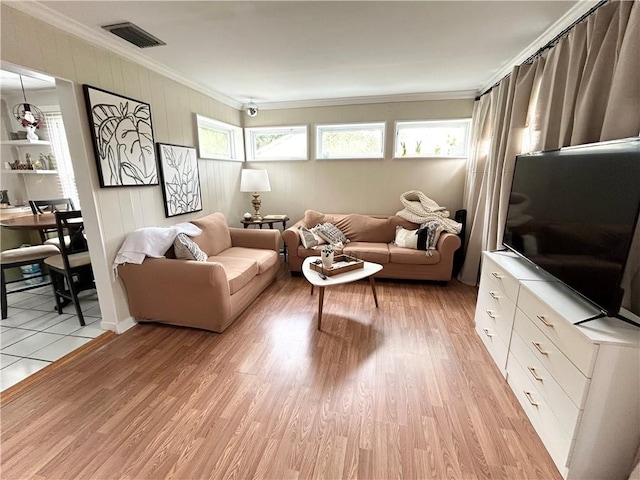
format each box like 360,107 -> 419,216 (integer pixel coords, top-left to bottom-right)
244,125 -> 309,161
316,122 -> 386,160
393,119 -> 471,159
196,114 -> 244,162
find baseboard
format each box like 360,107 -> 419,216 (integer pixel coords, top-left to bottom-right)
100,316 -> 137,334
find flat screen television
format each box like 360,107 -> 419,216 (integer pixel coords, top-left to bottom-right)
502,137 -> 640,326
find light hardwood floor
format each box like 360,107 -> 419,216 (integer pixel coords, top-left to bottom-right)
0,266 -> 561,479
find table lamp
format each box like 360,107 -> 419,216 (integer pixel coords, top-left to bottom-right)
240,169 -> 271,220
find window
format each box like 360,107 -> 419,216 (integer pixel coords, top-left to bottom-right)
45,112 -> 80,208
196,114 -> 244,161
316,122 -> 385,159
245,125 -> 308,161
394,119 -> 470,158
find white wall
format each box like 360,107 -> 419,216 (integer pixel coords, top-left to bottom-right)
1,4 -> 474,332
243,99 -> 473,223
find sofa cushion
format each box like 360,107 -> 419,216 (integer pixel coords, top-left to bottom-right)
388,244 -> 441,265
304,210 -> 329,227
209,256 -> 259,294
297,245 -> 343,258
218,247 -> 279,274
174,233 -> 208,261
191,213 -> 232,256
334,214 -> 398,243
343,242 -> 390,264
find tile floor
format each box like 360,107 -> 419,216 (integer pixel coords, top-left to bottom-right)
1,281 -> 103,392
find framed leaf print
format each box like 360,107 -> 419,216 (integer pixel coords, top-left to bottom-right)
157,143 -> 203,217
83,85 -> 158,187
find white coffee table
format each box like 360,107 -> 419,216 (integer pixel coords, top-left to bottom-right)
302,256 -> 383,330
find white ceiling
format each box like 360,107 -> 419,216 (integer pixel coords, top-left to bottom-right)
9,1 -> 598,108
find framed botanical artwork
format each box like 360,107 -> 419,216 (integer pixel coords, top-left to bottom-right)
83,85 -> 158,187
156,143 -> 203,217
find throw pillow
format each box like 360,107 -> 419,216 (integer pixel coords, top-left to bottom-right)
315,223 -> 349,246
298,226 -> 327,249
419,221 -> 444,251
174,233 -> 208,261
394,226 -> 419,249
298,226 -> 318,249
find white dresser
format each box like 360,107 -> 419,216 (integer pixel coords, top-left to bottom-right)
475,251 -> 640,479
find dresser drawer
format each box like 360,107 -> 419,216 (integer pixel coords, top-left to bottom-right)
518,283 -> 598,377
476,279 -> 516,345
513,310 -> 590,408
507,353 -> 573,472
509,329 -> 582,438
476,321 -> 509,375
481,254 -> 521,302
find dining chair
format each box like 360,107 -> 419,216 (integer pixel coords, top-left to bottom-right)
1,244 -> 59,319
43,210 -> 94,326
29,198 -> 75,245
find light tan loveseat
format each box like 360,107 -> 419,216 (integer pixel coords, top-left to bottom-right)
282,210 -> 461,282
118,212 -> 280,332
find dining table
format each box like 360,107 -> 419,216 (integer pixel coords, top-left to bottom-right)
0,212 -> 61,232
0,210 -> 84,246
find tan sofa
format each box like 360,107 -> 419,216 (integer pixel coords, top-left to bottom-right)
118,212 -> 280,332
282,210 -> 462,282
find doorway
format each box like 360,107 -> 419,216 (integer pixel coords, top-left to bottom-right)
0,66 -> 103,391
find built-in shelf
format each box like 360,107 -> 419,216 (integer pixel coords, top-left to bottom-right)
0,140 -> 51,146
2,169 -> 58,175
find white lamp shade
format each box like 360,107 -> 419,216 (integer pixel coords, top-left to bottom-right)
240,169 -> 271,192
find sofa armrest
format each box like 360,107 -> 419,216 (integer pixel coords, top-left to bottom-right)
436,232 -> 462,258
229,227 -> 280,251
282,220 -> 304,252
118,258 -> 232,331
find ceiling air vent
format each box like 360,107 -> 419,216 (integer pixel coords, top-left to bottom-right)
102,22 -> 166,49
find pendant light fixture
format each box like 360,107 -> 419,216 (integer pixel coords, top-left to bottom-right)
12,74 -> 45,140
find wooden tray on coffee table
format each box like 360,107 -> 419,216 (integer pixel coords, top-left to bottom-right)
309,254 -> 363,276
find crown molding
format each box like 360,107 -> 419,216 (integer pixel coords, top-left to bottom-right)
8,1 -> 597,111
258,90 -> 478,110
7,1 -> 243,110
480,0 -> 601,93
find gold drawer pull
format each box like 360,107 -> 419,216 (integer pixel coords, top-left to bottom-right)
492,272 -> 504,279
482,328 -> 493,338
489,291 -> 500,300
528,366 -> 544,382
537,315 -> 554,327
524,391 -> 539,407
485,310 -> 496,319
532,342 -> 549,356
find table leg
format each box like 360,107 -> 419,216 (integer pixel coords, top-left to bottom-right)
268,224 -> 274,229
310,284 -> 314,295
318,286 -> 325,330
243,224 -> 248,229
369,277 -> 379,308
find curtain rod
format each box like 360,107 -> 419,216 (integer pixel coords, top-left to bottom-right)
475,0 -> 608,101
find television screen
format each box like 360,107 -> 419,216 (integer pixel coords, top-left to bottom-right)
503,137 -> 640,318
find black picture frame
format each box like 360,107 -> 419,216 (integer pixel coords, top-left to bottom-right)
83,85 -> 158,187
156,143 -> 203,217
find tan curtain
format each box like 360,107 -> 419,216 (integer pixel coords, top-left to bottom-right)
458,64 -> 538,284
459,0 -> 640,287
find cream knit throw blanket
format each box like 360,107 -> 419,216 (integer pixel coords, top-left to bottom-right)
396,190 -> 462,234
